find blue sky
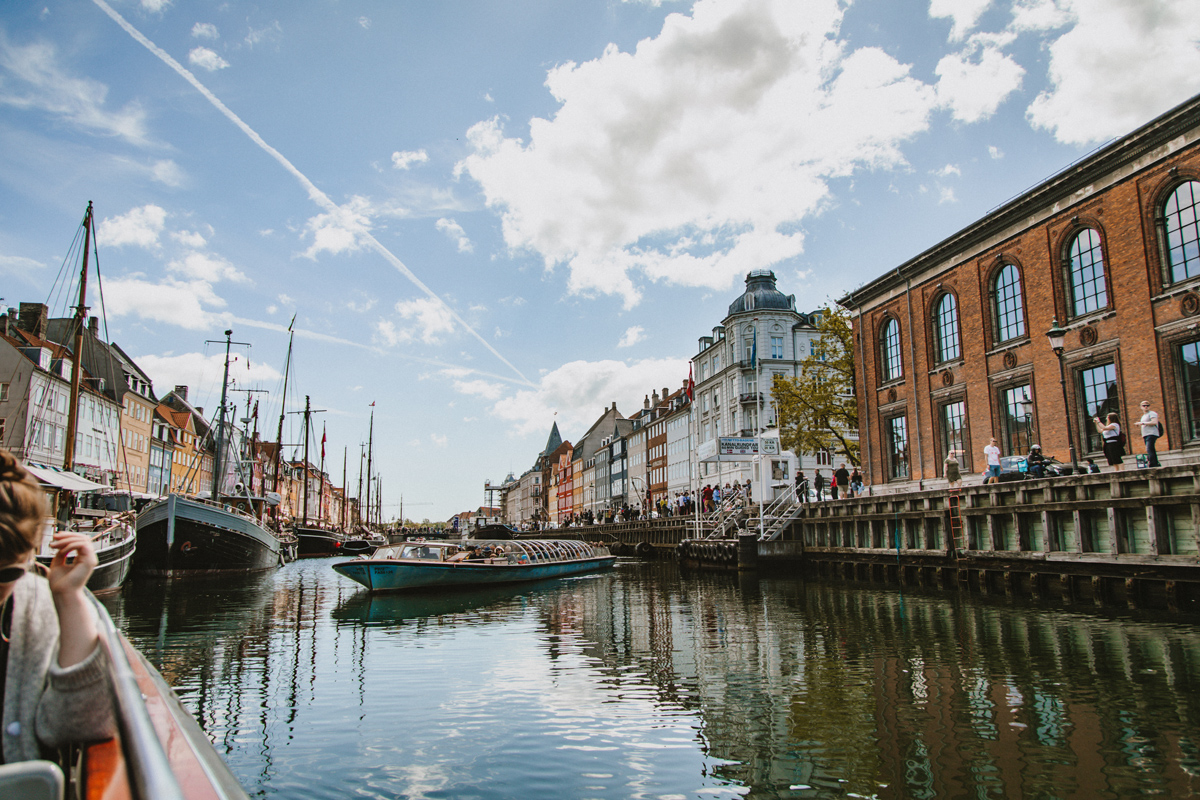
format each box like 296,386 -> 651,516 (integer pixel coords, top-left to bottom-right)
2,0 -> 1198,521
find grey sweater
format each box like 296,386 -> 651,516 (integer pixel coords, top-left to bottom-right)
2,574 -> 116,763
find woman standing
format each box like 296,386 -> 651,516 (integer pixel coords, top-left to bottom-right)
1093,412 -> 1125,471
0,448 -> 114,763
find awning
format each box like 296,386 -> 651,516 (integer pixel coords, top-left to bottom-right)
25,464 -> 109,492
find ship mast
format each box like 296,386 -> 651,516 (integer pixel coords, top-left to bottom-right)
62,202 -> 93,472
211,330 -> 235,498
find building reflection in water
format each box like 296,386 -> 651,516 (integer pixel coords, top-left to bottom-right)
106,561 -> 1200,799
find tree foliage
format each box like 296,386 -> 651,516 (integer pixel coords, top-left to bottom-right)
772,305 -> 859,466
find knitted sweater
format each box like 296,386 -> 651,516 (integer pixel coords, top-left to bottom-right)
2,574 -> 115,763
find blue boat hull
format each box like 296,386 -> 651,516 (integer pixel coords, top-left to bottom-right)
332,555 -> 616,592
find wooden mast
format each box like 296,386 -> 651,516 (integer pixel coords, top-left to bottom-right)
62,202 -> 92,472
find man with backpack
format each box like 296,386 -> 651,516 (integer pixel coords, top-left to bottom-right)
1139,401 -> 1163,468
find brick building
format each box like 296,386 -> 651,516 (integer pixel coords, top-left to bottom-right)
841,93 -> 1200,487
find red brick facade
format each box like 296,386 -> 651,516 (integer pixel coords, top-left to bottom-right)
842,95 -> 1200,486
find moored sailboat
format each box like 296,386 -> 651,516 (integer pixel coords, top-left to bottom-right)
134,330 -> 293,575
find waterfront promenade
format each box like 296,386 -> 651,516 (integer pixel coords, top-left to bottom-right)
532,464 -> 1200,613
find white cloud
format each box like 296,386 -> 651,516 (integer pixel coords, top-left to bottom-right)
617,325 -> 645,348
376,297 -> 457,345
140,0 -> 170,13
151,159 -> 186,187
391,149 -> 429,170
0,254 -> 44,273
1024,0 -> 1200,145
188,47 -> 230,72
484,357 -> 689,436
935,38 -> 1024,123
935,164 -> 961,177
988,145 -> 1004,159
245,22 -> 283,48
358,17 -> 372,30
457,0 -> 937,308
191,22 -> 219,39
100,204 -> 167,249
435,218 -> 474,253
170,229 -> 207,248
929,0 -> 994,41
103,276 -> 225,330
302,196 -> 373,258
0,33 -> 149,145
453,379 -> 506,400
137,351 -> 283,401
168,251 -> 249,284
938,186 -> 957,204
430,433 -> 448,447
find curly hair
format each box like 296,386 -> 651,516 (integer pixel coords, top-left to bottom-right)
0,448 -> 48,562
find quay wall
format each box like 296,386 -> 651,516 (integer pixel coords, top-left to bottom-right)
528,466 -> 1200,611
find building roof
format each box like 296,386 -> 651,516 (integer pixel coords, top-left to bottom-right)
726,270 -> 796,317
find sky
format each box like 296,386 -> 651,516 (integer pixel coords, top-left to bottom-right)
2,0 -> 1199,521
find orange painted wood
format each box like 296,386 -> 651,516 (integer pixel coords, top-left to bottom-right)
84,738 -> 131,800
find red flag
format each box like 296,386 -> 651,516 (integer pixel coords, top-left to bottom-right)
370,401 -> 376,407
686,363 -> 694,401
321,425 -> 327,461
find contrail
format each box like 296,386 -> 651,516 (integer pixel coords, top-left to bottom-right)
91,0 -> 534,388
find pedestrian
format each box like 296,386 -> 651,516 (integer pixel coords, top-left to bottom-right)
1138,400 -> 1162,467
813,469 -> 825,501
984,437 -> 1001,484
1093,412 -> 1125,471
1085,458 -> 1101,474
944,449 -> 963,489
795,470 -> 808,503
833,463 -> 850,500
850,468 -> 863,497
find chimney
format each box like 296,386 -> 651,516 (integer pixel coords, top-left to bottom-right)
611,401 -> 616,411
174,385 -> 189,402
652,390 -> 659,405
18,303 -> 48,338
643,395 -> 650,410
662,387 -> 668,400
88,316 -> 99,336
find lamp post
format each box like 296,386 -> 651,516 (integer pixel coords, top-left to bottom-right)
1046,319 -> 1079,473
1018,393 -> 1034,452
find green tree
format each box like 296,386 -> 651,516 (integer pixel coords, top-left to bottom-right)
772,305 -> 859,465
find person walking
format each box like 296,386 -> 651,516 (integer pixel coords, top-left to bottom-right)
1094,412 -> 1125,471
795,470 -> 809,503
850,468 -> 863,497
984,437 -> 1002,484
813,470 -> 826,501
833,464 -> 850,500
944,449 -> 964,489
1138,401 -> 1162,467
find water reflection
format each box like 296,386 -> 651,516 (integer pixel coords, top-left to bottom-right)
106,559 -> 1200,799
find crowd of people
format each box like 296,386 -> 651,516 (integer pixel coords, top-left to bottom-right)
793,463 -> 864,502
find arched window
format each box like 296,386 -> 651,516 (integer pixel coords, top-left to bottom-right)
994,263 -> 1026,343
880,318 -> 902,382
1164,180 -> 1200,284
932,293 -> 961,363
1067,228 -> 1108,316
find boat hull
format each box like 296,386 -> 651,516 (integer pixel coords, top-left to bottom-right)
294,526 -> 345,558
135,494 -> 284,576
37,533 -> 135,594
333,555 -> 616,592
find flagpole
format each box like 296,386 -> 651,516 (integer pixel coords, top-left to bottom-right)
689,360 -> 699,539
755,318 -> 764,540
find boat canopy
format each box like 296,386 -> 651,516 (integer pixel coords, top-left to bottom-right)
25,463 -> 109,492
370,539 -> 605,564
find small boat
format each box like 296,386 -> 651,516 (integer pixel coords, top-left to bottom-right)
36,510 -> 136,594
0,592 -> 249,799
332,538 -> 615,592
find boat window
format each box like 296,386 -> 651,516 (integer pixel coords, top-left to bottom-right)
400,545 -> 442,560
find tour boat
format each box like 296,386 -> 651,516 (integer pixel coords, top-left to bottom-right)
332,538 -> 615,592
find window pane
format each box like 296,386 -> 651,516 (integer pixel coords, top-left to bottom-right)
1180,341 -> 1200,440
1068,228 -> 1108,315
1166,181 -> 1200,284
1000,385 -> 1033,455
888,416 -> 909,479
995,264 -> 1026,342
941,401 -> 965,473
934,294 -> 961,362
881,319 -> 902,381
1079,362 -> 1118,452
770,336 -> 783,359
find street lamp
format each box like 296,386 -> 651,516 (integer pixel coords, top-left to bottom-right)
1045,319 -> 1079,472
1018,393 -> 1034,452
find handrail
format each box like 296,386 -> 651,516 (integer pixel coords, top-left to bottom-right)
87,593 -> 186,800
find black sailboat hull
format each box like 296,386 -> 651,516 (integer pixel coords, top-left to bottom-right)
135,494 -> 284,576
294,526 -> 345,558
37,532 -> 135,594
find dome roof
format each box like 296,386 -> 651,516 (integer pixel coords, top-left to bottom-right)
727,270 -> 795,317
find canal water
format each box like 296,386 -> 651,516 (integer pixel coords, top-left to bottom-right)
100,559 -> 1200,799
